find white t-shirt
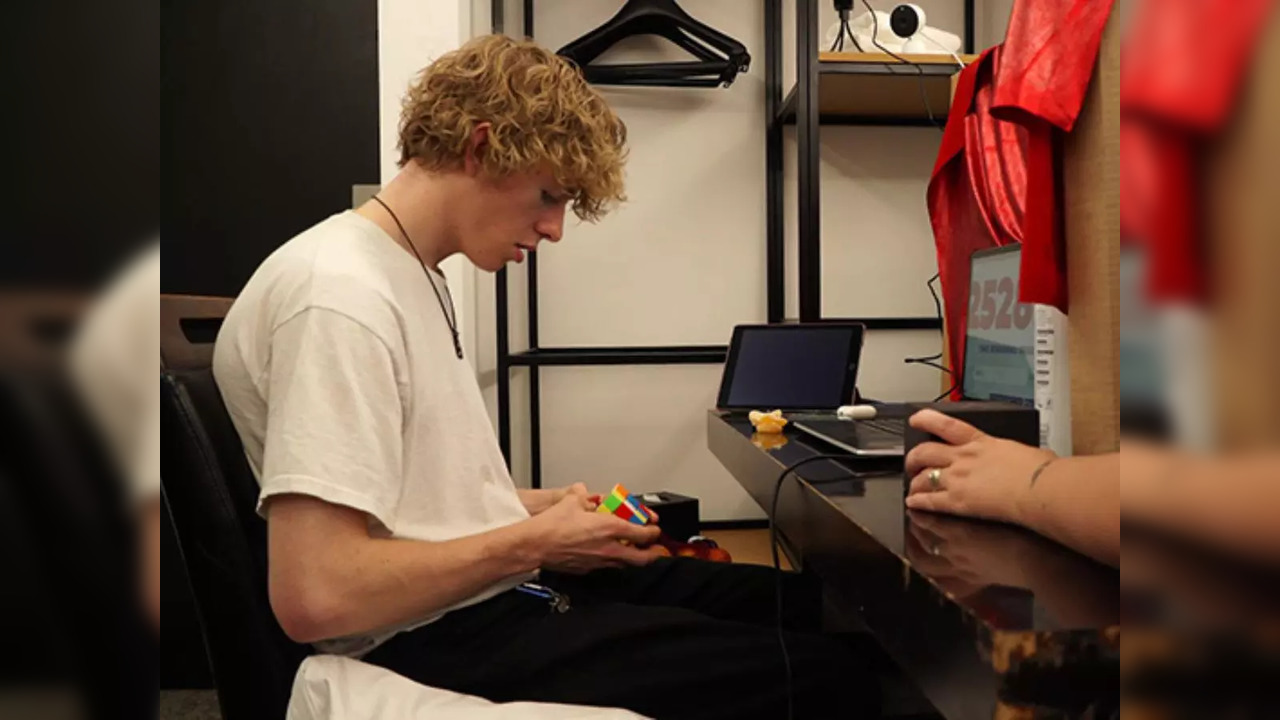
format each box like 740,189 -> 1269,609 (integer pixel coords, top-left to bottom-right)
70,243 -> 161,505
212,211 -> 533,657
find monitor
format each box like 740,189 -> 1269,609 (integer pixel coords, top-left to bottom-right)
1119,246 -> 1170,437
716,324 -> 863,412
962,246 -> 1036,407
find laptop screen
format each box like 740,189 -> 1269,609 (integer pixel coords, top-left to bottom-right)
718,324 -> 863,411
963,246 -> 1035,407
1119,246 -> 1171,437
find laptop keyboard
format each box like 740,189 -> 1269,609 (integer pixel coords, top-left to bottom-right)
860,418 -> 905,437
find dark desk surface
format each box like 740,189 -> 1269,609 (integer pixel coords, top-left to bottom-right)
707,411 -> 1121,720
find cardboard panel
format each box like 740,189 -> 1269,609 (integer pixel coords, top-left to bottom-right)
1205,10 -> 1280,449
1063,11 -> 1120,455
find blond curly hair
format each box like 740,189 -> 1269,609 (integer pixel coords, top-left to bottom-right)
398,35 -> 628,222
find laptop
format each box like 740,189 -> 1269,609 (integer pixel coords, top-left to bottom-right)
716,323 -> 865,413
793,245 -> 1037,457
1118,245 -> 1171,439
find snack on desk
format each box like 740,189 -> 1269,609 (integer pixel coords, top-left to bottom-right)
748,409 -> 788,434
751,432 -> 789,451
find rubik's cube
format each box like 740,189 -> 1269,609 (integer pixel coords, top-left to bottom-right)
597,483 -> 658,525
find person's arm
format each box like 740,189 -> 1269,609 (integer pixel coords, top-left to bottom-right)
904,409 -> 1120,566
268,491 -> 658,644
1122,442 -> 1280,564
905,510 -> 1118,626
517,483 -> 595,516
1013,453 -> 1120,567
250,306 -> 659,643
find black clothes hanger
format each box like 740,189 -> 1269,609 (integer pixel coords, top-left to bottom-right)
557,0 -> 751,88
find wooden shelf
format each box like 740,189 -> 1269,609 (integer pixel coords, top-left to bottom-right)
778,51 -> 976,127
818,51 -> 978,64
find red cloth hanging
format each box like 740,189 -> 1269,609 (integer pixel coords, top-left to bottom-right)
991,0 -> 1114,312
927,48 -> 1010,399
927,0 -> 1114,398
1120,0 -> 1274,303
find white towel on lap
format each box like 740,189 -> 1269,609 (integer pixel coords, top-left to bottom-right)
287,655 -> 650,720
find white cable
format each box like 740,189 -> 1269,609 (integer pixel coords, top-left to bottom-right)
920,30 -> 966,67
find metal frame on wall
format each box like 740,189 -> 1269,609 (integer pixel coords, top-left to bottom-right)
494,0 -> 972,491
773,0 -> 974,323
492,1 -> 729,491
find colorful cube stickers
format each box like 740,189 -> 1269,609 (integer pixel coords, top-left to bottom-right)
596,483 -> 656,526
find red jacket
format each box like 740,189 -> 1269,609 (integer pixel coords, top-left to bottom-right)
927,0 -> 1112,396
1121,0 -> 1274,303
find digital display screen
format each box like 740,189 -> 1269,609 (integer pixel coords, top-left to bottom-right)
1119,247 -> 1171,436
723,326 -> 859,409
963,248 -> 1036,406
1119,248 -> 1166,406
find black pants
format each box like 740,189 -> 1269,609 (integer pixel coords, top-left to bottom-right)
363,558 -> 881,719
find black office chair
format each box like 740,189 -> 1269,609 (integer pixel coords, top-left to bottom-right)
160,294 -> 310,720
0,292 -> 156,720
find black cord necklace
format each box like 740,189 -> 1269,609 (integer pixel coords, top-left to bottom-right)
370,195 -> 464,360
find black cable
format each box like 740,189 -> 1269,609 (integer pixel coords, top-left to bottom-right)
770,452 -> 860,720
906,359 -> 952,374
830,3 -> 848,51
905,273 -> 947,365
839,7 -> 864,52
934,377 -> 960,402
859,0 -> 943,131
925,272 -> 943,332
903,271 -> 958,399
844,22 -> 865,52
831,12 -> 865,53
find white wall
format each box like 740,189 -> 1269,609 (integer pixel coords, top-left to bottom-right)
378,0 -> 481,366
474,0 -> 771,521
774,0 -> 1014,402
459,0 -> 1012,521
977,0 -> 1016,49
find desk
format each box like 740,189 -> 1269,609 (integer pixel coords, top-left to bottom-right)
1120,526 -> 1280,718
707,411 -> 1121,720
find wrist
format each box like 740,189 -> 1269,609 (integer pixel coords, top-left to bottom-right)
489,517 -> 547,574
1013,455 -> 1059,527
518,488 -> 557,516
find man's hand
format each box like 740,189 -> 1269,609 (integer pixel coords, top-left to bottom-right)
527,494 -> 661,574
904,409 -> 1056,526
518,482 -> 597,516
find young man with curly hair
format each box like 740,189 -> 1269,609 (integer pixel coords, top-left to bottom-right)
213,35 -> 877,719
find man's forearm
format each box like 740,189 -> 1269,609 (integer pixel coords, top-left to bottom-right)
517,488 -> 558,516
1017,454 -> 1121,567
272,514 -> 544,644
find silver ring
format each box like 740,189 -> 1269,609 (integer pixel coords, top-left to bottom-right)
928,468 -> 942,490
